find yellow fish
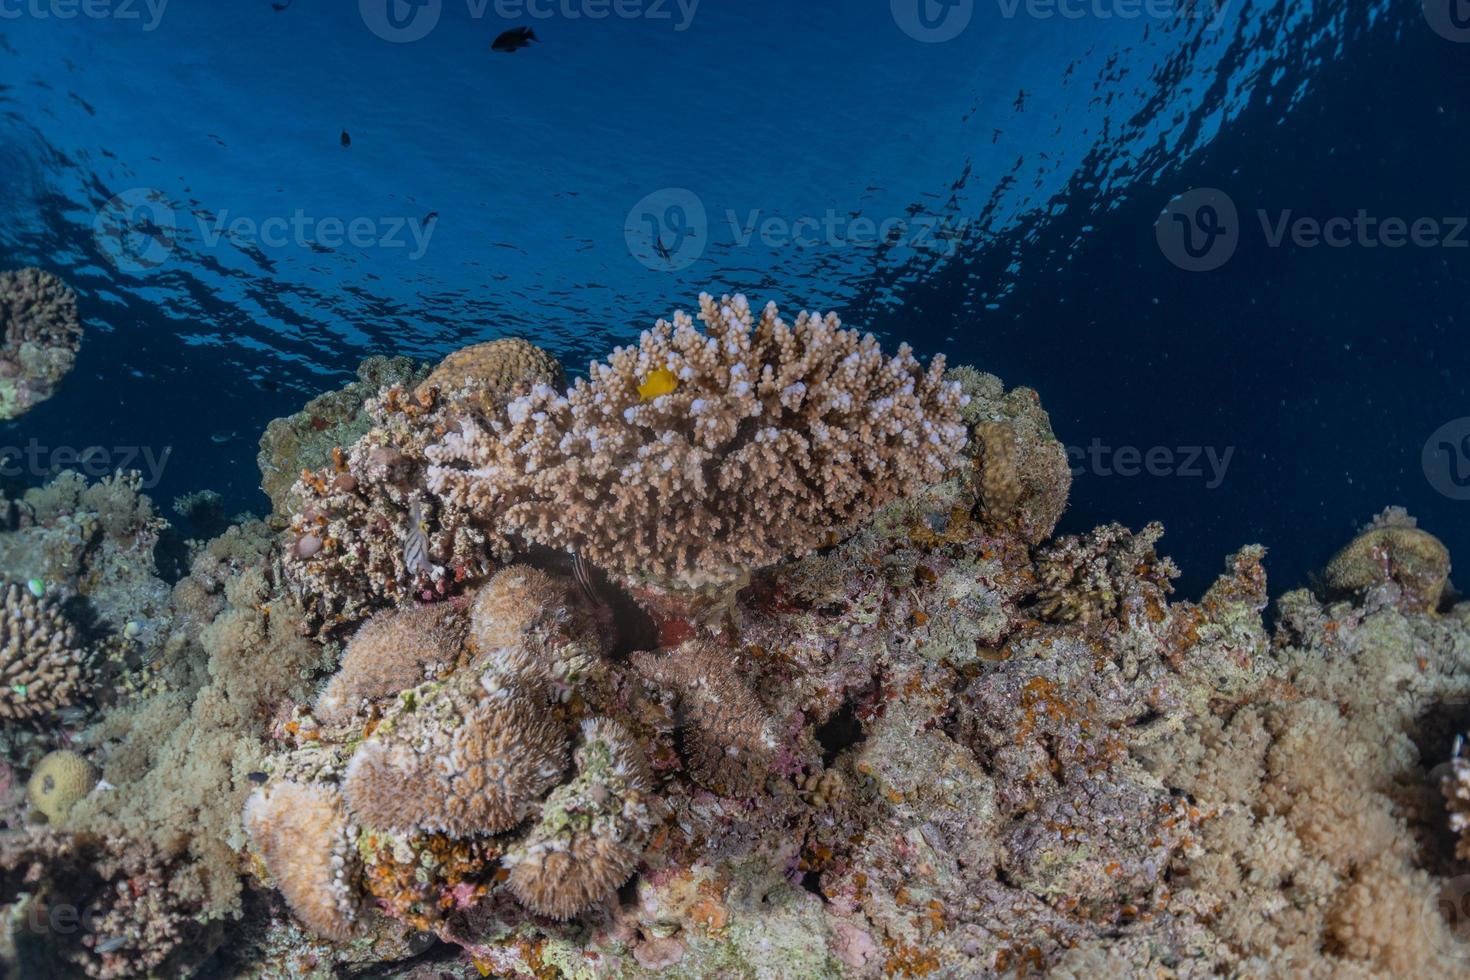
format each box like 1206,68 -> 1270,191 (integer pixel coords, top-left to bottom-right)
637,368 -> 679,402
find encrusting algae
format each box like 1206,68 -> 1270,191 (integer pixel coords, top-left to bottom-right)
2,291 -> 1470,979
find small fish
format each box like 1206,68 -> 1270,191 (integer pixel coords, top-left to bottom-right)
653,235 -> 673,263
404,499 -> 434,578
571,551 -> 598,606
637,368 -> 678,402
271,0 -> 291,10
210,431 -> 236,444
491,27 -> 537,53
340,129 -> 351,148
247,771 -> 268,784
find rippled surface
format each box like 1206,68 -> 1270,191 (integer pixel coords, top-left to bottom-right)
1,0 -> 1464,593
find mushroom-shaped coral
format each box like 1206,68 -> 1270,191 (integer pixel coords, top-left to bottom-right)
503,717 -> 661,919
26,749 -> 97,822
467,566 -> 610,695
0,267 -> 81,420
1324,508 -> 1451,612
342,668 -> 567,837
0,582 -> 91,722
631,640 -> 780,797
314,602 -> 468,724
416,337 -> 565,416
242,780 -> 362,941
426,293 -> 969,592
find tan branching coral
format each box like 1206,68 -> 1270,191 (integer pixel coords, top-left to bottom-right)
1032,522 -> 1179,624
1,582 -> 91,722
1323,507 -> 1451,612
416,337 -> 565,416
342,668 -> 567,836
243,781 -> 362,941
503,717 -> 661,919
427,293 -> 969,590
0,267 -> 82,419
313,602 -> 468,723
631,640 -> 779,797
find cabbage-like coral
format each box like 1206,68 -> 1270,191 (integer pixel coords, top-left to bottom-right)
0,582 -> 91,722
631,639 -> 780,797
415,337 -> 565,415
0,267 -> 81,419
427,293 -> 969,591
342,667 -> 567,836
313,602 -> 467,724
242,781 -> 362,941
1031,521 -> 1179,624
1323,506 -> 1451,612
503,717 -> 660,919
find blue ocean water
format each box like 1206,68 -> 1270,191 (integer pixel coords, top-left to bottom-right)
0,0 -> 1463,597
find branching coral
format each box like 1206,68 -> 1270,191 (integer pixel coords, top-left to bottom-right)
281,341 -> 565,631
342,667 -> 567,836
0,582 -> 91,722
313,602 -> 467,724
243,780 -> 362,941
427,293 -> 969,591
1031,521 -> 1179,624
503,717 -> 661,919
0,267 -> 81,419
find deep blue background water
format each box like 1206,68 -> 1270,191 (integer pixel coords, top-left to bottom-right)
0,0 -> 1464,598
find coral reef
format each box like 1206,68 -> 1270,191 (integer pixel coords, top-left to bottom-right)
427,293 -> 969,595
11,313 -> 1470,979
256,355 -> 428,517
26,749 -> 97,823
0,267 -> 81,420
0,582 -> 91,723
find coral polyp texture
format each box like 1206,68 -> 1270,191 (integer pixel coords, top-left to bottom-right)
427,293 -> 970,592
242,780 -> 362,941
0,267 -> 82,420
342,667 -> 568,836
0,581 -> 91,722
1324,505 -> 1451,612
415,336 -> 566,415
313,601 -> 467,724
503,717 -> 660,919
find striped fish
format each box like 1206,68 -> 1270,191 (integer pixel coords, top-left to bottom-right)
404,499 -> 434,578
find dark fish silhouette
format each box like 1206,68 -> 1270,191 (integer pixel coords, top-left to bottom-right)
247,771 -> 268,784
271,0 -> 291,11
340,129 -> 351,148
491,27 -> 537,53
